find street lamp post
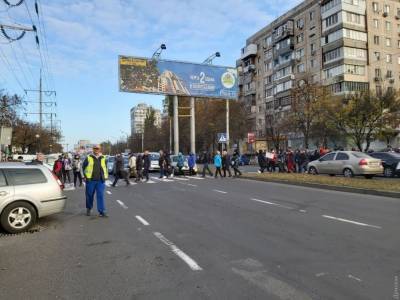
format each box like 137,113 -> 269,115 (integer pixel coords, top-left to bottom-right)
35,134 -> 40,153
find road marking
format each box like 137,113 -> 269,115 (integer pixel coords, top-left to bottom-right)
299,209 -> 307,213
322,215 -> 382,229
135,215 -> 150,226
191,176 -> 205,180
316,272 -> 327,277
105,180 -> 113,187
250,198 -> 293,210
348,274 -> 362,282
116,200 -> 128,209
213,189 -> 227,194
174,177 -> 189,181
146,180 -> 155,184
106,191 -> 112,195
129,181 -> 137,185
153,232 -> 202,271
187,183 -> 197,187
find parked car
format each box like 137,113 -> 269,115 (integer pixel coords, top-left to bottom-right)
107,156 -> 115,175
368,152 -> 400,177
307,151 -> 383,178
149,152 -> 160,171
0,163 -> 66,233
170,155 -> 197,175
239,154 -> 250,166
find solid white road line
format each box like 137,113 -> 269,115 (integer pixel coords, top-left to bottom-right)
191,176 -> 205,180
153,232 -> 202,271
322,215 -> 382,229
129,181 -> 137,185
250,198 -> 293,210
187,183 -> 197,187
116,200 -> 128,210
135,215 -> 150,226
106,191 -> 112,195
348,274 -> 362,282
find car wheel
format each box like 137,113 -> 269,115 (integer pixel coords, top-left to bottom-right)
364,175 -> 374,179
308,166 -> 318,175
343,168 -> 354,178
0,201 -> 37,234
329,174 -> 335,177
383,167 -> 394,178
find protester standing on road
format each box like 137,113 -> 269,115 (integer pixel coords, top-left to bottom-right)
232,150 -> 242,177
112,154 -> 130,187
72,155 -> 83,187
53,155 -> 63,181
165,152 -> 173,178
159,150 -> 165,178
257,149 -> 267,173
135,154 -> 143,182
82,145 -> 108,217
222,150 -> 232,177
188,152 -> 196,176
62,154 -> 72,184
201,150 -> 213,177
214,151 -> 223,178
142,150 -> 150,182
128,153 -> 137,179
286,148 -> 295,173
177,152 -> 185,176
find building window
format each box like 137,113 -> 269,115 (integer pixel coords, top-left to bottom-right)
398,40 -> 400,48
386,21 -> 391,31
297,63 -> 305,73
372,2 -> 379,12
386,38 -> 392,47
345,64 -> 365,75
321,0 -> 341,14
375,68 -> 381,77
374,51 -> 380,61
324,47 -> 342,62
373,19 -> 379,28
346,12 -> 362,24
310,43 -> 315,52
325,13 -> 339,27
310,11 -> 315,21
297,33 -> 304,43
374,35 -> 379,45
296,18 -> 304,29
398,57 -> 400,64
344,47 -> 367,60
384,4 -> 390,15
295,48 -> 305,58
376,85 -> 382,96
386,54 -> 392,63
387,70 -> 393,78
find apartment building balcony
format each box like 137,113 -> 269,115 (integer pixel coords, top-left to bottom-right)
243,64 -> 256,73
321,0 -> 366,20
273,20 -> 294,43
241,44 -> 257,60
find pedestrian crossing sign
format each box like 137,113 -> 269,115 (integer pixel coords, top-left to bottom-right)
217,133 -> 227,143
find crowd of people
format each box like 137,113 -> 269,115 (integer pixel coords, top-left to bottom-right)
256,147 -> 330,174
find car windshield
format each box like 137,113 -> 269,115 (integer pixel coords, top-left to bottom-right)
150,154 -> 159,160
107,157 -> 115,163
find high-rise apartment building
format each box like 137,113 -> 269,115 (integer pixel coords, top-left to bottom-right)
238,0 -> 400,149
130,103 -> 161,136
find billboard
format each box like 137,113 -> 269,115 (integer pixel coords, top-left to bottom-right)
119,56 -> 238,99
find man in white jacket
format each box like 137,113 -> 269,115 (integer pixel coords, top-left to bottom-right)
128,153 -> 137,179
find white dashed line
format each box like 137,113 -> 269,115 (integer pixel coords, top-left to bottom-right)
316,272 -> 327,277
250,198 -> 293,210
174,177 -> 189,181
187,183 -> 197,187
116,200 -> 128,209
299,209 -> 307,213
348,274 -> 362,282
322,215 -> 382,229
213,189 -> 227,194
153,232 -> 202,271
190,176 -> 205,180
135,215 -> 150,226
106,191 -> 112,195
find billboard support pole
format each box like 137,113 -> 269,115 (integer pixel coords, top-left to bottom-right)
173,95 -> 179,155
226,100 -> 230,151
190,97 -> 196,154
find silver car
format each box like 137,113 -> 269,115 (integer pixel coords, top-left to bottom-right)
308,151 -> 383,178
0,163 -> 66,234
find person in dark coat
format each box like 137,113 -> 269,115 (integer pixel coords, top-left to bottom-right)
159,150 -> 165,178
231,149 -> 242,177
135,154 -> 143,182
222,150 -> 232,177
257,149 -> 267,173
112,154 -> 130,187
142,150 -> 150,182
201,150 -> 213,177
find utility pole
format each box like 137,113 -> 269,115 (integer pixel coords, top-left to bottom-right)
25,69 -> 56,129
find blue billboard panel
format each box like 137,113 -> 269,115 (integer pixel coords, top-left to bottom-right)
119,56 -> 238,100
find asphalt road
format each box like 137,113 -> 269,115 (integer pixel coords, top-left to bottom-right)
0,173 -> 399,300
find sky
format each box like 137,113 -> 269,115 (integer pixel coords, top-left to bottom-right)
0,0 -> 302,149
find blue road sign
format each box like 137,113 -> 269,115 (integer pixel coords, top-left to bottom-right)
217,133 -> 227,143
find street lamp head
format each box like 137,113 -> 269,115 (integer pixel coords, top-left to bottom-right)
161,44 -> 166,50
216,52 -> 221,57
35,134 -> 40,138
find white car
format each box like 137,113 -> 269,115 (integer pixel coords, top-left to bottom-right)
0,163 -> 66,233
149,152 -> 160,171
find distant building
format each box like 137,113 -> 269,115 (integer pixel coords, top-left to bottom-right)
74,140 -> 95,153
130,103 -> 161,135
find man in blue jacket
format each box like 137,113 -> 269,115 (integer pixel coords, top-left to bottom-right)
214,151 -> 223,178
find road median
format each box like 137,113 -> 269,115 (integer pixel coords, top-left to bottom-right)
242,173 -> 400,199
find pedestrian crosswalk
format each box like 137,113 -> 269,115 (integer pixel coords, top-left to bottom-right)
62,175 -> 207,191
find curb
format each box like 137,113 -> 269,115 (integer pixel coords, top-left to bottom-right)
242,175 -> 400,199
